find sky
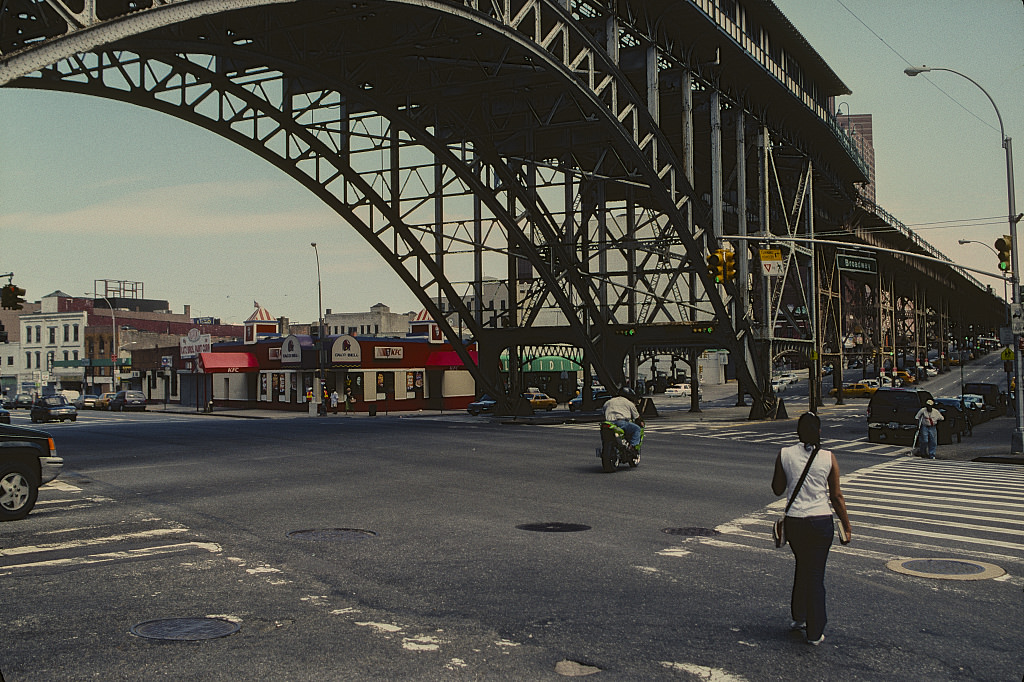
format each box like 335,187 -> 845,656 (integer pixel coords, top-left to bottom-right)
1,0 -> 1022,325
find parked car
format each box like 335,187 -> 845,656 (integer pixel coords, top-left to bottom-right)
109,390 -> 147,412
0,421 -> 63,520
933,398 -> 971,443
664,384 -> 701,399
828,382 -> 877,399
893,370 -> 916,385
569,388 -> 613,411
867,388 -> 933,444
962,382 -> 1003,413
94,392 -> 117,410
862,377 -> 901,389
30,395 -> 78,423
521,392 -> 557,411
466,394 -> 498,416
0,407 -> 9,424
74,394 -> 99,410
957,394 -> 986,412
12,393 -> 34,409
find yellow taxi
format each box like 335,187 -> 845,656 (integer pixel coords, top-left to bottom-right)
828,382 -> 877,398
521,391 -> 557,411
94,392 -> 118,410
893,370 -> 916,385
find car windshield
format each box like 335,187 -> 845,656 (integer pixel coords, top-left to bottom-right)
41,396 -> 69,406
127,392 -> 145,399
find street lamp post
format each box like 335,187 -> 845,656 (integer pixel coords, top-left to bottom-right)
311,242 -> 327,416
88,293 -> 117,394
906,65 -> 1024,452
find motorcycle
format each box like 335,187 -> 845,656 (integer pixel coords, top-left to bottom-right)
596,418 -> 644,472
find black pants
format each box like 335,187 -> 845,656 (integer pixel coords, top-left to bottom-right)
785,515 -> 834,640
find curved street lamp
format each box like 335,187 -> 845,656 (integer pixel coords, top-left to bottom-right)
311,242 -> 327,416
86,292 -> 117,393
906,65 -> 1024,452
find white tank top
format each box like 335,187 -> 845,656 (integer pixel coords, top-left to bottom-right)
780,443 -> 834,518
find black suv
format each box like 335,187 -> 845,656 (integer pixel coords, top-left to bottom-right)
0,423 -> 64,520
867,388 -> 933,444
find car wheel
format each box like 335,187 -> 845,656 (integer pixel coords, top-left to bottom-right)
0,461 -> 39,521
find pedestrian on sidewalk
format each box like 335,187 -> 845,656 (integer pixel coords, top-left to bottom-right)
343,387 -> 354,416
914,400 -> 943,459
771,412 -> 852,646
330,389 -> 339,414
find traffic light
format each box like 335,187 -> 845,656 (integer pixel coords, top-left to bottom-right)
722,250 -> 737,281
995,235 -> 1012,272
615,326 -> 637,336
690,322 -> 716,334
0,284 -> 23,310
706,249 -> 725,283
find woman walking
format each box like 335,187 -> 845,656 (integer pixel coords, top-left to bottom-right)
771,412 -> 852,646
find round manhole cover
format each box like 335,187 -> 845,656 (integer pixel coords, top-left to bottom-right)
130,617 -> 240,641
287,528 -> 379,541
662,527 -> 721,537
516,522 -> 591,533
887,557 -> 1005,581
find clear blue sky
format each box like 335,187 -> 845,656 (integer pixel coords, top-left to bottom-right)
1,0 -> 1021,325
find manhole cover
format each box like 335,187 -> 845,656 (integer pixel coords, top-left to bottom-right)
287,528 -> 379,541
130,617 -> 240,641
887,557 -> 1005,581
516,522 -> 591,533
662,527 -> 721,537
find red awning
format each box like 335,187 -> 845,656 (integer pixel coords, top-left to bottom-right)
425,350 -> 478,368
197,352 -> 260,374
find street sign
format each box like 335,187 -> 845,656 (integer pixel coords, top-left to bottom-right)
1012,304 -> 1024,335
759,249 -> 783,277
837,254 -> 877,274
1001,347 -> 1015,362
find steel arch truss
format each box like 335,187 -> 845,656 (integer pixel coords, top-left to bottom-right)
7,0 -> 777,406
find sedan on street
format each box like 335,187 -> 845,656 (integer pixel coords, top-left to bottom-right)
466,394 -> 498,416
521,392 -> 557,411
94,392 -> 117,410
74,394 -> 99,410
109,390 -> 147,412
30,395 -> 78,423
828,382 -> 877,398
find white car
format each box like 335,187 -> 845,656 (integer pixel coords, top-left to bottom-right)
925,366 -> 939,377
665,384 -> 690,397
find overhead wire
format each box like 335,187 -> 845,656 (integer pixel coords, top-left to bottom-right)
831,0 -> 1001,134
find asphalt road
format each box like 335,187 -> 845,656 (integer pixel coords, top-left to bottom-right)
1,384 -> 1021,680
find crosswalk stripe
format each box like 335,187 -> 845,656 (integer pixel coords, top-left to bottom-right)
852,522 -> 1024,552
849,495 -> 1024,517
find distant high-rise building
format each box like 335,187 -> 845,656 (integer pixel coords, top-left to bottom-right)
837,112 -> 876,204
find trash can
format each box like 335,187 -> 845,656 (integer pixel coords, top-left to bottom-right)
368,404 -> 377,417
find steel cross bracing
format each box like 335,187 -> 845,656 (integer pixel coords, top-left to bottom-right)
2,0 -> 772,405
2,0 -> 1003,411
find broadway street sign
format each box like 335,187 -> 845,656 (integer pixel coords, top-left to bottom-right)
837,254 -> 878,275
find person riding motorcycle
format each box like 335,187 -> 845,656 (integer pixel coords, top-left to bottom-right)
603,389 -> 643,457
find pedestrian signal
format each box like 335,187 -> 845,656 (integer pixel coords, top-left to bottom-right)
995,235 -> 1012,272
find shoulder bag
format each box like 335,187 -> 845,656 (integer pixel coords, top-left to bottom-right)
772,445 -> 820,548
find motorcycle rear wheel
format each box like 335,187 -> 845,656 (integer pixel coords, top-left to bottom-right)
600,440 -> 617,473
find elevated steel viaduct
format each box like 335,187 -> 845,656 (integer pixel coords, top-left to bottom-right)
1,0 -> 1004,414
